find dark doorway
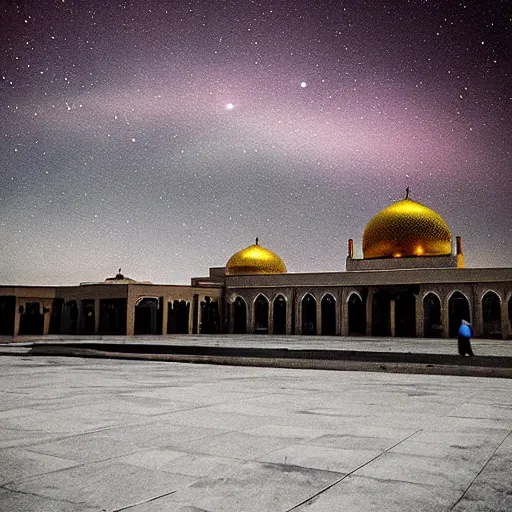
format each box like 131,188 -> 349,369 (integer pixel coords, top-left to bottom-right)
509,296 -> 512,335
395,291 -> 416,337
348,293 -> 366,335
321,294 -> 336,335
423,293 -> 442,338
134,298 -> 160,335
200,297 -> 220,334
48,298 -> 63,335
273,295 -> 287,334
81,300 -> 95,335
61,300 -> 78,335
254,294 -> 269,334
19,302 -> 44,335
372,291 -> 391,336
0,296 -> 15,335
482,291 -> 502,339
301,293 -> 317,335
448,292 -> 470,337
99,298 -> 127,335
233,297 -> 247,334
168,300 -> 190,334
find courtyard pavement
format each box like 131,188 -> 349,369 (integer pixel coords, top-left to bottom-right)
2,333 -> 512,357
0,341 -> 511,511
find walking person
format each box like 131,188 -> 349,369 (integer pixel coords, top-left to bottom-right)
458,319 -> 474,356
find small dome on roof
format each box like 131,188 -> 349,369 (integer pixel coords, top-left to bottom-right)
225,238 -> 287,275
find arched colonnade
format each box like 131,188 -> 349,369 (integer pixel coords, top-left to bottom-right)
227,287 -> 512,338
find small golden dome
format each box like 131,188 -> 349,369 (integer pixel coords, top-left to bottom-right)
226,238 -> 287,275
363,197 -> 452,259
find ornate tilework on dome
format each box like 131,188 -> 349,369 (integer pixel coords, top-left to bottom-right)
363,198 -> 452,259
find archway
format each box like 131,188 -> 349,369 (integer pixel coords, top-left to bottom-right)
134,297 -> 160,335
168,300 -> 190,334
395,291 -> 416,337
301,293 -> 317,335
272,295 -> 287,334
48,298 -> 63,335
482,291 -> 502,339
19,302 -> 44,335
348,293 -> 365,335
448,292 -> 470,337
61,300 -> 78,335
372,291 -> 391,336
99,298 -> 127,335
200,297 -> 219,334
423,293 -> 442,338
81,300 -> 95,335
233,297 -> 247,334
254,295 -> 269,334
321,294 -> 336,335
0,296 -> 15,336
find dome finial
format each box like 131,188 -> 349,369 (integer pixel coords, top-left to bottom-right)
405,186 -> 410,199
255,237 -> 259,245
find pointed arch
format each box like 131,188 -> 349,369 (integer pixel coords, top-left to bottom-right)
254,294 -> 269,334
233,297 -> 247,334
395,291 -> 416,337
348,293 -> 366,335
482,291 -> 502,339
448,291 -> 470,337
321,294 -> 336,335
301,293 -> 317,335
272,294 -> 287,334
135,297 -> 161,335
423,293 -> 442,338
372,291 -> 391,336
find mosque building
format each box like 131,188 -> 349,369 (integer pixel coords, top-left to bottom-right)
1,193 -> 511,340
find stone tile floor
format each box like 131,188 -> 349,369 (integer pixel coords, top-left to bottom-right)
0,347 -> 511,511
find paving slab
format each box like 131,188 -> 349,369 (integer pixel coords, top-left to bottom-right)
6,461 -> 198,511
129,461 -> 344,512
0,352 -> 511,511
0,488 -> 98,512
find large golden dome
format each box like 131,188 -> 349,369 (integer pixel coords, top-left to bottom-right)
363,197 -> 452,259
226,239 -> 287,275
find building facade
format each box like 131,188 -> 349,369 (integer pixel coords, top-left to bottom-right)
2,197 -> 511,339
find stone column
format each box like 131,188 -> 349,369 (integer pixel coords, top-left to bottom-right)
341,289 -> 349,337
161,297 -> 168,335
366,290 -> 374,336
268,296 -> 274,335
416,291 -> 424,338
94,299 -> 100,334
441,293 -> 450,339
14,298 -> 22,336
286,293 -> 293,335
295,291 -> 302,334
473,287 -> 482,337
43,302 -> 51,335
125,292 -> 136,336
500,292 -> 509,339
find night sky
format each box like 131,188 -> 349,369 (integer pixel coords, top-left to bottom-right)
2,0 -> 511,285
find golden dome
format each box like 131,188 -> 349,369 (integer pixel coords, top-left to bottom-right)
226,238 -> 287,275
363,197 -> 452,259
